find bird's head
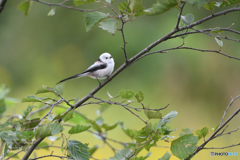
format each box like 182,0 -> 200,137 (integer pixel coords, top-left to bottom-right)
99,53 -> 114,64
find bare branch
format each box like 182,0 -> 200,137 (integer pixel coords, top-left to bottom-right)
220,95 -> 240,126
22,138 -> 45,160
175,2 -> 186,30
191,27 -> 240,43
28,154 -> 68,160
91,95 -> 169,111
170,27 -> 240,40
32,0 -> 106,12
214,127 -> 240,139
203,142 -> 240,149
139,46 -> 240,61
118,1 -> 131,64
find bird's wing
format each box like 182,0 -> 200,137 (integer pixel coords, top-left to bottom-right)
82,61 -> 107,74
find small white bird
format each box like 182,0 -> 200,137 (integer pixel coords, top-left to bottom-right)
57,53 -> 115,84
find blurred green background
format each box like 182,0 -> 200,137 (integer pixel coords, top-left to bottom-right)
1,0 -> 240,159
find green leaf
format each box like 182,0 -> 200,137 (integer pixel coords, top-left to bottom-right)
207,0 -> 240,8
203,1 -> 216,11
179,127 -> 193,136
122,128 -> 139,139
135,91 -> 144,102
5,97 -> 19,106
35,122 -> 63,139
35,123 -> 52,139
37,142 -> 49,150
68,125 -> 91,134
48,136 -> 60,141
171,134 -> 198,159
22,95 -> 51,102
146,0 -> 178,16
0,131 -> 18,149
0,84 -> 10,99
195,127 -> 208,139
88,145 -> 98,156
18,1 -> 32,16
211,27 -> 223,33
3,144 -> 8,157
0,99 -> 6,115
23,105 -> 35,119
118,1 -> 131,13
215,37 -> 223,47
129,0 -> 146,16
68,112 -> 88,124
105,0 -> 114,3
68,140 -> 90,160
84,11 -> 109,32
52,112 -> 67,122
63,109 -> 75,122
20,118 -> 41,130
101,123 -> 118,131
156,111 -> 177,130
144,107 -> 162,119
181,13 -> 194,25
109,148 -> 132,160
98,102 -> 111,114
158,151 -> 171,160
99,18 -> 118,34
215,2 -> 223,7
88,119 -> 102,133
47,8 -> 55,16
130,152 -> 151,160
183,0 -> 208,8
20,130 -> 34,141
120,89 -> 135,99
74,0 -> 95,6
144,140 -> 156,151
213,124 -> 219,132
51,121 -> 64,135
36,86 -> 62,95
48,114 -> 55,121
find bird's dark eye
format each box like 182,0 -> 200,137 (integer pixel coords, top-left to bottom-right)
110,56 -> 112,58
106,57 -> 108,59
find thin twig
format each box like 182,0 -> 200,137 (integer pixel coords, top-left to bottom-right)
33,99 -> 63,131
32,0 -> 106,12
203,143 -> 240,149
138,46 -> 240,61
191,27 -> 240,43
28,154 -> 68,160
214,127 -> 240,139
91,95 -> 169,111
175,2 -> 186,30
220,95 -> 240,126
169,27 -> 240,40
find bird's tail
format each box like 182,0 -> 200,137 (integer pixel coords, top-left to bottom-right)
56,73 -> 87,84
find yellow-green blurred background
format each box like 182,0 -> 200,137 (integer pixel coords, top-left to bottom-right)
1,1 -> 240,159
